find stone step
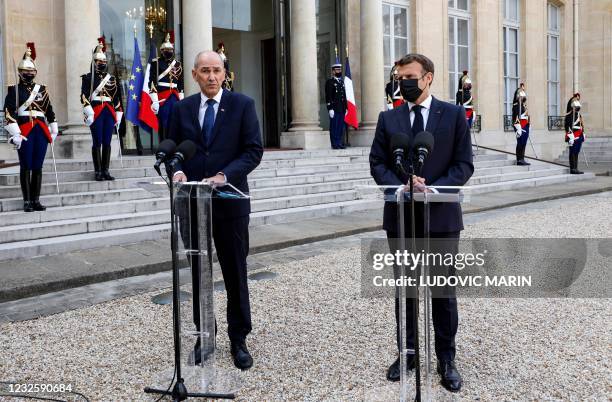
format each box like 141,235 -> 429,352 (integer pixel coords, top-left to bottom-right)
0,189 -> 366,243
0,198 -> 169,227
250,179 -> 374,200
469,172 -> 596,195
468,167 -> 568,186
0,198 -> 381,261
472,163 -> 557,177
0,188 -> 155,212
249,170 -> 373,189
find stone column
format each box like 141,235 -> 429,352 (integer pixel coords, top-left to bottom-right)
280,0 -> 327,149
351,0 -> 384,145
57,0 -> 103,158
182,0 -> 213,96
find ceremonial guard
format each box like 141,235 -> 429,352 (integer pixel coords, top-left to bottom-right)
216,42 -> 234,91
456,70 -> 475,129
564,93 -> 585,174
385,64 -> 403,110
150,32 -> 184,141
3,43 -> 58,212
512,83 -> 530,166
325,54 -> 347,149
81,38 -> 123,181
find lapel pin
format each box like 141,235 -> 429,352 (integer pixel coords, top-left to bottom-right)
220,108 -> 225,112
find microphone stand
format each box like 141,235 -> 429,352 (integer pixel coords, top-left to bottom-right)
144,164 -> 234,401
408,160 -> 421,402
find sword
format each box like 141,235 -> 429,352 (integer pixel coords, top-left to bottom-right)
50,141 -> 60,194
115,125 -> 124,168
527,135 -> 538,159
581,149 -> 590,167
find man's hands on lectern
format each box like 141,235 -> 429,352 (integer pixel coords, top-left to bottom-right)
410,176 -> 433,193
173,172 -> 187,183
203,173 -> 226,185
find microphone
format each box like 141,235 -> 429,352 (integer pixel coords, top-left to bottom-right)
165,139 -> 197,175
390,133 -> 412,175
154,139 -> 177,176
413,131 -> 434,173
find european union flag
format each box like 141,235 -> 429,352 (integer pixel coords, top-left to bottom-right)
126,37 -> 144,127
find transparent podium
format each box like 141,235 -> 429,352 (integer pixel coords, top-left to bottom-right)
143,180 -> 249,400
363,184 -> 470,402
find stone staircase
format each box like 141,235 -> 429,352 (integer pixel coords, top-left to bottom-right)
557,136 -> 612,164
0,147 -> 594,261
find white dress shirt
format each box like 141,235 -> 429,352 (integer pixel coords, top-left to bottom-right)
199,89 -> 223,128
407,94 -> 432,130
405,94 -> 437,192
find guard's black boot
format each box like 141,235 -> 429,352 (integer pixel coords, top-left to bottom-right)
230,339 -> 253,370
516,145 -> 530,166
92,148 -> 104,181
570,153 -> 584,174
101,145 -> 115,181
30,169 -> 46,211
20,169 -> 34,212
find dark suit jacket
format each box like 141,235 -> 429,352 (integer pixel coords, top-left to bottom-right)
167,89 -> 263,220
369,96 -> 474,233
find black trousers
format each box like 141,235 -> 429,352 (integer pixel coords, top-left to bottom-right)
183,195 -> 252,343
386,229 -> 459,362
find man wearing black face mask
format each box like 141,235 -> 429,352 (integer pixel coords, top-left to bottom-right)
325,55 -> 347,149
80,37 -> 123,181
369,53 -> 473,392
564,93 -> 585,174
149,31 -> 184,142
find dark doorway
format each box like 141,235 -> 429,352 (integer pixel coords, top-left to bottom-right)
261,38 -> 279,147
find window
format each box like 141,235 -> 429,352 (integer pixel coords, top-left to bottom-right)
503,0 -> 520,115
383,2 -> 410,84
547,3 -> 560,116
448,0 -> 471,100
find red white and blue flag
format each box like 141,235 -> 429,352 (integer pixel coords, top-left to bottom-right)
343,57 -> 358,129
137,41 -> 159,132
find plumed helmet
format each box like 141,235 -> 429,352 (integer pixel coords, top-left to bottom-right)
17,43 -> 37,71
92,37 -> 107,62
160,31 -> 174,51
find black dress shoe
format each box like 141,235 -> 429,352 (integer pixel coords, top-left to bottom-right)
386,355 -> 415,382
516,159 -> 530,166
437,360 -> 462,392
23,201 -> 34,213
230,340 -> 253,370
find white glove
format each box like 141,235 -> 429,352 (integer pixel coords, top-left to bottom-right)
50,122 -> 59,142
150,92 -> 160,114
83,105 -> 94,126
568,136 -> 575,146
514,123 -> 522,138
179,92 -> 184,100
387,103 -> 394,110
115,111 -> 123,127
329,110 -> 335,119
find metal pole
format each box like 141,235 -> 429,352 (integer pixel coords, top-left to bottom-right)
527,135 -> 538,159
115,126 -> 124,168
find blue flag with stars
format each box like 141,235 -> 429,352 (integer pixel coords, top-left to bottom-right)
126,37 -> 144,126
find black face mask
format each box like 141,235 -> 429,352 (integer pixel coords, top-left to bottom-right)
334,72 -> 342,78
574,106 -> 581,112
162,50 -> 174,60
95,63 -> 107,73
399,79 -> 423,102
20,73 -> 36,83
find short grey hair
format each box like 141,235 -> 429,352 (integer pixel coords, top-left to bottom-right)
193,50 -> 224,69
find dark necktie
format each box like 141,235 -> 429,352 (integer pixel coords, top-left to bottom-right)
202,98 -> 216,145
412,104 -> 424,134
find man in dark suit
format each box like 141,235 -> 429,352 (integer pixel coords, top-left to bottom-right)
369,53 -> 474,392
169,50 -> 263,370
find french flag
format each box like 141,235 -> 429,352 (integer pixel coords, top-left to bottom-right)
138,41 -> 159,132
343,57 -> 358,129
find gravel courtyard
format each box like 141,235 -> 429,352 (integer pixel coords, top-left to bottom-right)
1,192 -> 611,401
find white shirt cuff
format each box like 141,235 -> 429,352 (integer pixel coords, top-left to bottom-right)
173,170 -> 184,178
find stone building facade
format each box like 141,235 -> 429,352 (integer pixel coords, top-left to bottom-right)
1,0 -> 610,160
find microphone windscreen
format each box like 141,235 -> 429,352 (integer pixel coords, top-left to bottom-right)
156,139 -> 176,156
176,139 -> 197,162
413,131 -> 434,153
390,133 -> 412,152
